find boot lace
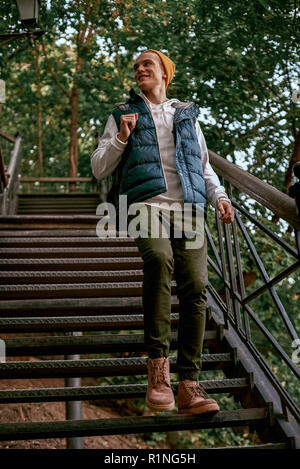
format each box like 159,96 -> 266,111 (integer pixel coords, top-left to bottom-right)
151,361 -> 170,388
188,383 -> 208,400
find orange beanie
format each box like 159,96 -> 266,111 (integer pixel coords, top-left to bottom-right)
146,49 -> 175,88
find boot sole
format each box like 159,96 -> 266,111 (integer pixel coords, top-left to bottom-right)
178,403 -> 220,415
146,397 -> 175,412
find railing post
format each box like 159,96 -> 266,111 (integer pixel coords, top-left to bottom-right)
215,209 -> 230,328
64,331 -> 83,449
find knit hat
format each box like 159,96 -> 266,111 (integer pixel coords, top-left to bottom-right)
146,49 -> 175,88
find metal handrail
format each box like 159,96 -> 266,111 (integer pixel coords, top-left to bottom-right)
205,161 -> 300,422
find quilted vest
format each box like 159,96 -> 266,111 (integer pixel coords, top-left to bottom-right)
107,88 -> 207,218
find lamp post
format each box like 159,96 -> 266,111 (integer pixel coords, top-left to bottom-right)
15,0 -> 39,28
0,0 -> 44,46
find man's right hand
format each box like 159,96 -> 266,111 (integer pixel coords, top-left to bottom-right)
117,113 -> 138,142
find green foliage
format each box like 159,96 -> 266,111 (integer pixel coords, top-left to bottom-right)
1,0 -> 299,187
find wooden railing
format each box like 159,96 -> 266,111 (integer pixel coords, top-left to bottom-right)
209,150 -> 300,231
19,176 -> 100,194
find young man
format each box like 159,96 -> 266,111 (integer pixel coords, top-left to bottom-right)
91,49 -> 234,414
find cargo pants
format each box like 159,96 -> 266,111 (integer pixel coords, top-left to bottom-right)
127,204 -> 208,381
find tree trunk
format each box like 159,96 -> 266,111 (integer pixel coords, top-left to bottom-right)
67,0 -> 97,193
35,44 -> 43,193
69,86 -> 80,192
283,128 -> 300,194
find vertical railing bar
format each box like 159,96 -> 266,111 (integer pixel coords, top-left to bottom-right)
219,177 -> 241,330
205,224 -> 223,271
231,199 -> 298,259
215,206 -> 230,328
235,211 -> 299,342
227,184 -> 251,341
223,215 -> 243,330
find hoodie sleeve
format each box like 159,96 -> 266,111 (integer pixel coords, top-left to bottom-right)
90,114 -> 128,180
195,121 -> 231,209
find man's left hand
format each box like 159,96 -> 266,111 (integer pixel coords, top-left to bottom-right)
217,199 -> 235,224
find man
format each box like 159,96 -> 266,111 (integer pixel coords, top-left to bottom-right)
91,49 -> 234,414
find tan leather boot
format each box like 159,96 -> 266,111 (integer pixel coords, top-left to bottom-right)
177,380 -> 220,414
146,357 -> 175,411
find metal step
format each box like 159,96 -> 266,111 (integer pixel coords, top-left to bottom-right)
0,378 -> 248,404
3,331 -> 218,356
0,236 -> 136,247
0,257 -> 143,271
0,215 -> 101,230
0,246 -> 140,258
0,295 -> 180,316
0,280 -> 177,299
0,354 -> 233,379
0,408 -> 269,441
0,313 -> 181,332
0,215 -> 101,221
0,230 -> 112,237
17,209 -> 99,215
0,270 -> 145,284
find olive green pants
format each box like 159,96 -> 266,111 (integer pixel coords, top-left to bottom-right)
128,205 -> 208,381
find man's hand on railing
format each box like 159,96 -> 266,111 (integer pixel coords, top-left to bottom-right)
217,198 -> 235,224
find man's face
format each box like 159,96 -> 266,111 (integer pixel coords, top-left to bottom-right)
134,52 -> 166,91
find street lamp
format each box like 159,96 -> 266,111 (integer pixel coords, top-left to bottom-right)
0,0 -> 44,45
15,0 -> 40,29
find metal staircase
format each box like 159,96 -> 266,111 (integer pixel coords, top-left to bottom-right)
16,193 -> 101,215
0,131 -> 299,449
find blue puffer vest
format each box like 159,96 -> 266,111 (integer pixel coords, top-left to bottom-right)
108,88 -> 207,218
